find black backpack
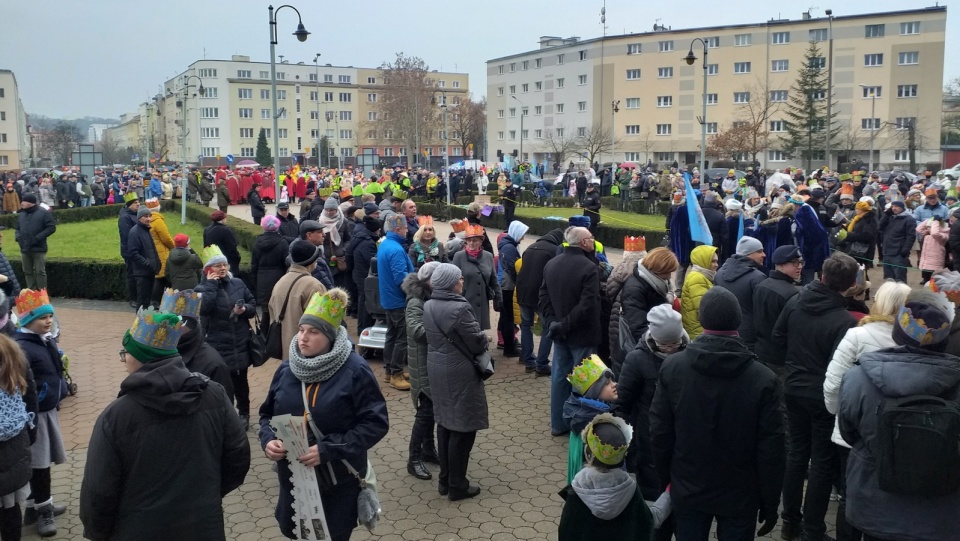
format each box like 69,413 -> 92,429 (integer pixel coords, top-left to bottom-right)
876,393 -> 960,497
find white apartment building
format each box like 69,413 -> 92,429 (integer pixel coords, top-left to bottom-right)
0,70 -> 32,170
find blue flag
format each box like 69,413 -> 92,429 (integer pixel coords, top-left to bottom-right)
737,211 -> 745,243
684,176 -> 713,246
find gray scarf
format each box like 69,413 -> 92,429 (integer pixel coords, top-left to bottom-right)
636,262 -> 670,298
690,265 -> 716,282
288,326 -> 353,383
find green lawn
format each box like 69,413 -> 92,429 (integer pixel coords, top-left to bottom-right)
3,211 -> 252,262
515,206 -> 667,231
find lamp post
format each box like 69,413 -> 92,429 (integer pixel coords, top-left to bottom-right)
684,39 -> 709,176
825,9 -> 834,170
859,84 -> 877,172
432,89 -> 451,205
268,4 -> 309,181
180,75 -> 204,225
511,95 -> 524,166
611,100 -> 619,172
313,53 -> 322,167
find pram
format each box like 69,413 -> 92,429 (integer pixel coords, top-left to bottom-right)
356,257 -> 387,357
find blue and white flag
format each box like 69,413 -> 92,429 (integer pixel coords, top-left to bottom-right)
684,176 -> 713,246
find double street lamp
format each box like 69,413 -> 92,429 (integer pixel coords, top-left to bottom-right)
433,89 -> 451,205
684,39 -> 709,175
180,75 -> 204,224
268,4 -> 309,179
859,84 -> 878,173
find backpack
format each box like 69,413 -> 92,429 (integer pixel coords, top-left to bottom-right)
876,393 -> 960,497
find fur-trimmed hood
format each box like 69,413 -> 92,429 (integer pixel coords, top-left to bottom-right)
401,273 -> 432,301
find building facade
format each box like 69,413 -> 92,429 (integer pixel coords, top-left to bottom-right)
486,6 -> 946,171
0,70 -> 33,170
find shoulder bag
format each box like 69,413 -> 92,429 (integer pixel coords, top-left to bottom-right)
249,313 -> 268,367
438,326 -> 495,380
265,274 -> 308,360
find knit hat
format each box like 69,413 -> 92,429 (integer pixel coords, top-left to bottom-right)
725,199 -> 742,211
201,245 -> 228,269
362,215 -> 381,233
568,355 -> 613,398
122,310 -> 185,363
647,304 -> 684,343
136,206 -> 152,219
699,287 -> 741,332
736,236 -> 764,256
363,202 -> 380,215
299,288 -> 349,343
893,291 -> 955,349
840,193 -> 855,201
174,233 -> 190,249
568,215 -> 591,228
583,413 -> 633,466
418,261 -> 440,282
891,200 -> 906,210
289,239 -> 320,266
16,289 -> 53,327
323,197 -> 339,210
21,193 -> 38,205
430,262 -> 462,291
210,210 -> 226,221
261,215 -> 281,232
772,245 -> 802,265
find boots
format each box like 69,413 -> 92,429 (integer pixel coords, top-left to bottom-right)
22,500 -> 66,525
35,500 -> 57,538
389,373 -> 410,391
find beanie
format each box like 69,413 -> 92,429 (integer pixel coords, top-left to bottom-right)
362,215 -> 381,233
261,215 -> 281,232
289,239 -> 320,267
136,206 -> 152,219
724,199 -> 742,211
21,193 -> 37,205
363,202 -> 380,215
324,197 -> 339,210
417,261 -> 440,283
568,215 -> 590,228
174,233 -> 190,249
736,236 -> 764,256
430,263 -> 462,291
647,304 -> 685,343
699,287 -> 741,333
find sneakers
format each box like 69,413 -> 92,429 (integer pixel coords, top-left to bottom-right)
35,502 -> 57,538
389,373 -> 411,391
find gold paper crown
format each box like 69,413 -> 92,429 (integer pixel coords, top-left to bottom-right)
303,288 -> 349,330
15,289 -> 51,319
201,245 -> 226,266
624,236 -> 646,252
123,192 -> 138,203
145,197 -> 160,209
450,219 -> 468,233
583,413 -> 634,466
567,355 -> 610,396
128,309 -> 185,351
464,224 -> 484,238
159,288 -> 202,320
417,215 -> 434,226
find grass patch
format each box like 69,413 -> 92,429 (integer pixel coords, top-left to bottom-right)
515,206 -> 667,231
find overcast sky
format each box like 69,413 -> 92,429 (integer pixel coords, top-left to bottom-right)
2,0 -> 955,119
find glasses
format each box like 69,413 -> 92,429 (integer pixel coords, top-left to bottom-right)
788,259 -> 804,267
655,342 -> 683,352
118,349 -> 127,363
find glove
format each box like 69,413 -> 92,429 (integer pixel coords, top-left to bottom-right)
756,508 -> 779,537
493,300 -> 502,313
835,229 -> 848,242
546,321 -> 564,340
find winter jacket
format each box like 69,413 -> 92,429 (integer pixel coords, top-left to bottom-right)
452,249 -> 501,330
839,211 -> 878,265
250,232 -> 290,304
912,201 -> 950,223
15,205 -> 56,253
216,183 -> 230,209
423,288 -> 489,433
147,178 -> 163,198
118,206 -> 139,259
127,222 -> 161,278
773,280 -> 856,401
166,247 -> 203,291
823,318 -> 896,447
795,203 -> 830,272
14,330 -> 63,413
620,268 -> 670,348
702,205 -> 728,259
539,246 -> 602,348
582,189 -> 601,213
247,189 -> 265,219
195,276 -> 256,371
267,266 -> 325,358
348,226 -> 378,289
838,347 -> 960,541
202,222 -> 241,275
258,355 -> 388,540
2,189 -> 20,213
80,356 -> 250,541
149,213 -> 176,278
916,218 -> 950,272
878,211 -> 918,259
606,252 -> 646,376
650,334 -> 785,518
277,212 -> 300,243
403,274 -> 432,405
497,235 -> 521,291
177,322 -> 234,403
376,231 -> 414,311
679,246 -> 717,340
516,228 -> 564,307
714,255 -> 767,347
753,270 -> 800,366
0,367 -> 36,497
0,249 -> 21,298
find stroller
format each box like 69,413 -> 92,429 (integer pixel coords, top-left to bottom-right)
356,257 -> 387,357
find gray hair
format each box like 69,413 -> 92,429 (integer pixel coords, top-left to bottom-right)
564,226 -> 591,245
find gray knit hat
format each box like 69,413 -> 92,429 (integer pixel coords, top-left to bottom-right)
736,236 -> 764,256
431,263 -> 462,291
324,197 -> 339,210
418,261 -> 440,282
648,304 -> 684,343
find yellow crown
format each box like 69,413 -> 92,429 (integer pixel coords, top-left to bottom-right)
583,413 -> 634,466
303,288 -> 349,330
15,289 -> 52,320
159,288 -> 202,320
201,245 -> 226,267
123,192 -> 138,203
567,355 -> 610,396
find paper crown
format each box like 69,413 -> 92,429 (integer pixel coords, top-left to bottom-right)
928,275 -> 960,305
392,189 -> 408,200
584,413 -> 634,466
123,192 -> 138,203
417,215 -> 434,226
16,289 -> 52,322
201,245 -> 226,267
145,198 -> 160,209
839,173 -> 852,181
624,236 -> 646,252
450,219 -> 468,233
464,224 -> 484,238
128,309 -> 186,352
839,182 -> 854,195
318,187 -> 334,197
159,288 -> 202,320
897,305 -> 951,346
303,288 -> 348,330
567,355 -> 610,396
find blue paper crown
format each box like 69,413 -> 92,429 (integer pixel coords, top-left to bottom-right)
897,306 -> 951,346
159,288 -> 202,320
129,310 -> 185,351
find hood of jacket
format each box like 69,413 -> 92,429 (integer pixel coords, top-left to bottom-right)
690,245 -> 717,269
401,273 -> 432,301
796,280 -> 847,316
859,346 -> 960,398
167,247 -> 193,264
507,221 -> 529,242
716,254 -> 761,282
571,467 -> 637,520
497,233 -> 519,253
118,355 -> 208,415
643,330 -> 690,359
685,334 -> 757,378
540,228 -> 565,247
176,320 -> 204,362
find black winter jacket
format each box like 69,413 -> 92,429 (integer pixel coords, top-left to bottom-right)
195,276 -> 256,371
702,205 -> 728,259
0,250 -> 21,298
118,206 -> 139,259
714,255 -> 768,347
247,189 -> 266,219
516,228 -> 564,307
839,211 -> 878,265
539,246 -> 601,347
80,356 -> 249,541
878,211 -> 917,259
277,212 -> 300,243
15,330 -> 64,408
127,222 -> 161,277
753,270 -> 800,365
177,321 -> 235,403
349,226 -> 379,288
166,247 -> 203,291
650,334 -> 785,518
250,232 -> 289,304
773,280 -> 856,401
15,205 -> 56,253
619,269 -> 670,348
202,222 -> 242,275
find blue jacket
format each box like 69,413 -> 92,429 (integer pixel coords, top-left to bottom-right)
912,201 -> 949,223
148,178 -> 163,198
377,231 -> 413,310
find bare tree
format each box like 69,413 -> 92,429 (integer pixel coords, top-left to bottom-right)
538,124 -> 581,165
450,94 -> 486,159
706,124 -> 751,167
578,119 -> 622,166
39,121 -> 84,165
96,132 -> 123,165
834,124 -> 869,165
638,129 -> 657,165
373,53 -> 440,164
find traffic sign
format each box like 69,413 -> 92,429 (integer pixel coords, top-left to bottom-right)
226,154 -> 235,163
154,152 -> 160,159
216,155 -> 221,161
132,154 -> 140,161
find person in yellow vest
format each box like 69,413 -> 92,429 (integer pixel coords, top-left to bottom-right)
426,173 -> 439,200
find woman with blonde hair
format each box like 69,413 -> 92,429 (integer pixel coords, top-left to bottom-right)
408,219 -> 447,270
0,334 -> 36,540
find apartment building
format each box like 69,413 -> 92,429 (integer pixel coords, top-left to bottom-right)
0,70 -> 32,170
486,6 -> 946,170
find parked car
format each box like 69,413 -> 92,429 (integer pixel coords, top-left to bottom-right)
703,168 -> 749,181
937,163 -> 960,181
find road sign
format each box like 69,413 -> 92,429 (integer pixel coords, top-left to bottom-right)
154,152 -> 160,159
132,154 -> 140,161
226,154 -> 235,163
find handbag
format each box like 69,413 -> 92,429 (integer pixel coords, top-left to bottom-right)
618,302 -> 637,354
249,313 -> 268,367
301,383 -> 380,531
439,327 -> 495,380
265,274 -> 308,360
847,241 -> 870,260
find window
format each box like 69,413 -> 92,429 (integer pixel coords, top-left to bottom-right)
237,70 -> 251,78
625,70 -> 641,80
198,68 -> 217,78
261,109 -> 271,119
521,83 -> 529,93
864,54 -> 883,66
201,147 -> 220,157
310,129 -> 320,139
1,112 -> 6,121
897,85 -> 917,98
521,107 -> 528,116
200,107 -> 218,118
535,81 -> 542,91
496,131 -> 504,141
625,125 -> 641,135
556,78 -> 565,88
656,124 -> 672,135
768,150 -> 786,161
706,36 -> 719,48
865,24 -> 885,38
556,103 -> 565,113
706,93 -> 718,105
770,90 -> 788,102
339,111 -> 352,121
706,122 -> 718,134
707,64 -> 719,75
383,147 -> 395,157
497,65 -> 504,75
323,74 -> 333,83
497,109 -> 504,119
769,120 -> 785,132
340,148 -> 354,158
772,31 -> 790,44
276,72 -> 285,80
238,108 -> 253,118
368,111 -> 378,121
895,117 -> 916,130
0,157 -> 6,166
625,152 -> 641,161
497,87 -> 504,96
534,105 -> 542,115
509,130 -> 516,140
509,108 -> 516,118
555,128 -> 565,137
453,81 -> 460,88
862,86 -> 881,98
627,43 -> 642,54
535,58 -> 542,68
277,128 -> 288,138
579,50 -> 587,61
241,148 -> 255,157
810,56 -> 826,70
658,67 -> 673,78
337,75 -> 352,84
900,21 -> 920,35
275,89 -> 286,100
367,93 -> 377,103
324,92 -> 333,102
557,54 -> 565,64
521,130 -> 529,139
899,52 -> 919,65
278,109 -> 287,119
509,85 -> 516,94
338,93 -> 351,102
438,80 -> 446,88
811,89 -> 826,100
199,127 -> 219,138
809,28 -> 828,42
658,41 -> 673,52
534,129 -> 542,138
734,62 -> 751,74
260,89 -> 271,100
339,130 -> 353,139
732,121 -> 748,129
264,71 -> 273,80
654,152 -> 674,162
578,74 -> 588,85
772,60 -> 789,72
657,96 -> 673,107
626,98 -> 640,109
734,33 -> 751,46
510,63 -> 516,72
577,127 -> 586,137
237,88 -> 252,99
578,101 -> 587,112
895,149 -> 910,162
733,92 -> 750,103
522,60 -> 529,70
0,134 -> 7,142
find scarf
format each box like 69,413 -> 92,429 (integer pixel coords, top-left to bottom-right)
846,205 -> 871,232
636,261 -> 670,298
413,240 -> 440,264
691,264 -> 716,282
319,210 -> 344,246
288,326 -> 353,383
465,246 -> 482,258
0,388 -> 32,441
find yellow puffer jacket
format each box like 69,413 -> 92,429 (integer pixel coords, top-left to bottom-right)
150,213 -> 176,278
680,245 -> 717,340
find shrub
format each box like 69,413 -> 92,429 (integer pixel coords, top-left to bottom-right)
0,203 -> 133,230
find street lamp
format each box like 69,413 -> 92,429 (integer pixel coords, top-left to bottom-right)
268,4 -> 309,181
313,53 -> 321,167
611,100 -> 620,174
432,90 -> 451,205
684,39 -> 709,176
511,95 -> 524,167
180,75 -> 204,224
825,9 -> 834,170
859,84 -> 877,173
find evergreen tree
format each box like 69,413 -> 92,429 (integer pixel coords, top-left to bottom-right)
780,41 -> 839,171
255,128 -> 272,166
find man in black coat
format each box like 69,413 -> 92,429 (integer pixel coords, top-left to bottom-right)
753,245 -> 802,377
878,200 -> 917,282
176,314 -> 235,403
714,236 -> 768,349
127,206 -> 161,310
348,215 -> 380,331
516,228 -> 564,377
275,201 -> 299,243
202,211 -> 241,275
700,192 -> 729,263
118,196 -> 140,306
539,226 -> 601,436
247,184 -> 266,226
650,287 -> 785,540
15,194 -> 56,290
